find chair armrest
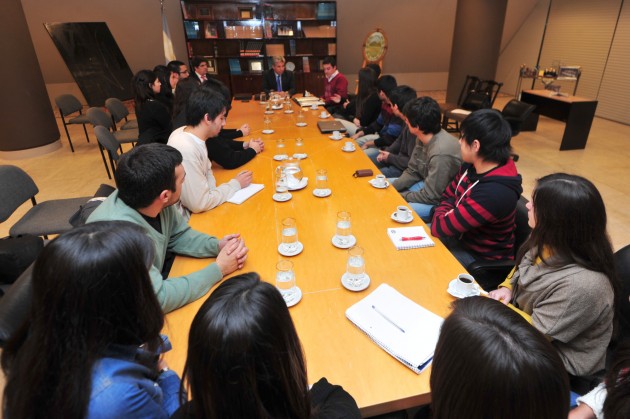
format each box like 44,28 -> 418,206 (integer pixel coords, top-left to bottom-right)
467,260 -> 515,292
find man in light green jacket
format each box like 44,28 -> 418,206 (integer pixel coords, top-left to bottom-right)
88,143 -> 248,312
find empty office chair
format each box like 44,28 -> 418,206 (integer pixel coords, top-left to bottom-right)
86,107 -> 139,145
442,79 -> 503,132
54,94 -> 91,152
0,166 -> 91,239
467,196 -> 531,291
105,97 -> 138,131
94,126 -> 123,179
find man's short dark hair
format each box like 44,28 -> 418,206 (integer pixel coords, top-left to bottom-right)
191,56 -> 208,70
202,78 -> 232,112
460,109 -> 513,165
186,88 -> 226,127
322,56 -> 336,67
388,85 -> 417,112
376,75 -> 397,96
404,97 -> 442,135
168,60 -> 185,75
115,144 -> 183,210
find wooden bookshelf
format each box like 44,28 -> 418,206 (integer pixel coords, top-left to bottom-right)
180,0 -> 337,97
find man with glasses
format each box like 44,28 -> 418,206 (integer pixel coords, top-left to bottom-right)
167,60 -> 190,94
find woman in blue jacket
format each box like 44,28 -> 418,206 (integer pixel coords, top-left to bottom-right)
2,221 -> 182,418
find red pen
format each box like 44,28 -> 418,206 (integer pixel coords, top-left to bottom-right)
401,236 -> 424,241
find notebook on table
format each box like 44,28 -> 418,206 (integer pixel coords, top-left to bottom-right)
345,283 -> 444,374
317,120 -> 347,134
227,184 -> 264,205
387,226 -> 435,250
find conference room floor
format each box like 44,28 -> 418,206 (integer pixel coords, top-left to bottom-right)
1,92 -> 629,410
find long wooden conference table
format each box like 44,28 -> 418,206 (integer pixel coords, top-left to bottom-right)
163,98 -> 465,416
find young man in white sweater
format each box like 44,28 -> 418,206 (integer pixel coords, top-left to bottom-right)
168,87 -> 253,217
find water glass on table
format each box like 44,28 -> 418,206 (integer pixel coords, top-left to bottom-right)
276,260 -> 297,302
336,211 -> 352,245
346,246 -> 366,287
281,217 -> 299,253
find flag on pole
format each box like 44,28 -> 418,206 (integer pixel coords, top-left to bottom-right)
162,0 -> 176,63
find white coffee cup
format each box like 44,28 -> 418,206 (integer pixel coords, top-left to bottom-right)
332,130 -> 342,139
453,273 -> 476,296
396,205 -> 412,221
311,104 -> 318,110
320,111 -> 328,118
344,141 -> 354,150
374,174 -> 386,186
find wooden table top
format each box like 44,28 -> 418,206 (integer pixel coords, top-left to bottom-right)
522,89 -> 597,103
163,99 -> 465,416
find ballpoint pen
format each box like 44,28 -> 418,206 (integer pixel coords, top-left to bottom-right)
372,304 -> 405,333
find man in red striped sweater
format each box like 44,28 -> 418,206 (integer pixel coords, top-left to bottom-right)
431,109 -> 522,268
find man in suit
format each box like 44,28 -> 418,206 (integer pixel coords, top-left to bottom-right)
191,56 -> 209,84
262,56 -> 296,97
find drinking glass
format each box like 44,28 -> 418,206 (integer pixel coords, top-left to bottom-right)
281,217 -> 298,252
284,101 -> 292,112
264,115 -> 272,132
295,137 -> 304,148
276,138 -> 285,151
275,166 -> 288,194
296,112 -> 306,126
276,260 -> 297,302
315,169 -> 328,190
346,246 -> 366,287
260,91 -> 267,103
336,211 -> 352,245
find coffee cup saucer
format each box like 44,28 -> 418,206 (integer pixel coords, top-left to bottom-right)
319,113 -> 330,119
296,122 -> 307,127
287,177 -> 308,191
272,192 -> 292,202
447,278 -> 481,299
331,234 -> 357,249
283,286 -> 303,308
273,154 -> 289,161
292,153 -> 307,160
272,105 -> 283,110
284,109 -> 294,114
368,179 -> 389,189
264,110 -> 274,115
329,134 -> 343,141
391,211 -> 413,224
341,272 -> 371,292
342,145 -> 356,152
278,241 -> 304,257
262,129 -> 275,134
313,188 -> 331,198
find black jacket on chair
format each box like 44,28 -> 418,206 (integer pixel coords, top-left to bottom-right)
262,69 -> 296,96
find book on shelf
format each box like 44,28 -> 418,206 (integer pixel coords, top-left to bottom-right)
228,59 -> 242,75
328,43 -> 336,55
240,41 -> 263,57
386,226 -> 435,250
289,39 -> 296,56
302,57 -> 310,73
345,283 -> 444,374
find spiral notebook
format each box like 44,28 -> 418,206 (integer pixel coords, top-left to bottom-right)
387,226 -> 435,250
345,284 -> 444,373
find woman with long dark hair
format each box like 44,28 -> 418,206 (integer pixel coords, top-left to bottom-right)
431,297 -> 569,419
2,221 -> 182,418
132,69 -> 173,145
173,273 -> 360,419
336,67 -> 380,135
153,64 -> 175,113
489,173 -> 618,380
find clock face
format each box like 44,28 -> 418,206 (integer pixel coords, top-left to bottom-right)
364,31 -> 387,62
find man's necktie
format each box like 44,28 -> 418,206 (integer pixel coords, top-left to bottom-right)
277,75 -> 282,91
